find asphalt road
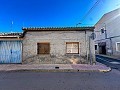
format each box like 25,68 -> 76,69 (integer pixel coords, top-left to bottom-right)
96,55 -> 120,71
0,70 -> 120,90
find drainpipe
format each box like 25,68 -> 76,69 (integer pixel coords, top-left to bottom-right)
104,23 -> 107,39
85,30 -> 88,63
88,36 -> 92,65
104,30 -> 107,39
110,38 -> 113,55
88,36 -> 90,64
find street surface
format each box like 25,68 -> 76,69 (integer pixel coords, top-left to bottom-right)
0,70 -> 120,90
96,55 -> 120,71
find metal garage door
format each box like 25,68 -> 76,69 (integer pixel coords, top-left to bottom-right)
0,41 -> 22,63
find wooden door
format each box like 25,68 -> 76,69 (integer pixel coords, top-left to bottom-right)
37,43 -> 50,54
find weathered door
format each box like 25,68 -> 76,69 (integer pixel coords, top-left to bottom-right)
37,43 -> 50,54
0,41 -> 22,63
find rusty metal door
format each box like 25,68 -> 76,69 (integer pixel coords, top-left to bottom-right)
0,41 -> 22,63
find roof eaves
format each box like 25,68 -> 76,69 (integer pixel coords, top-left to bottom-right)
22,27 -> 94,31
0,33 -> 23,38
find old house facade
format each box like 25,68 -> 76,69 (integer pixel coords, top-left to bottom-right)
94,8 -> 120,58
22,27 -> 95,64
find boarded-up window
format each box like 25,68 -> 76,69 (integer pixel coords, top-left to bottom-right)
116,42 -> 120,51
37,43 -> 50,54
66,42 -> 79,54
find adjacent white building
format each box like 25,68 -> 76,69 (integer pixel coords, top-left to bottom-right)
94,8 -> 120,58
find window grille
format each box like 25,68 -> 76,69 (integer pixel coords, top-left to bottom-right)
66,42 -> 79,54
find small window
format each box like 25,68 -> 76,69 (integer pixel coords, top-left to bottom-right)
95,45 -> 97,50
66,42 -> 79,54
116,42 -> 120,51
37,43 -> 50,54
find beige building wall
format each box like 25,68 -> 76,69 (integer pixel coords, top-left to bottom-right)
22,30 -> 95,64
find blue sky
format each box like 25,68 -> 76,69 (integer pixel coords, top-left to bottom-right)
0,0 -> 120,32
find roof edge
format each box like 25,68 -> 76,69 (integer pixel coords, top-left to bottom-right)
22,27 -> 95,31
95,7 -> 120,26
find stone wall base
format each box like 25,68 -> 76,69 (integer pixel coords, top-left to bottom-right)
23,55 -> 88,64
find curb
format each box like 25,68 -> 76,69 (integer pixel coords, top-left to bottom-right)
0,68 -> 111,73
98,67 -> 112,72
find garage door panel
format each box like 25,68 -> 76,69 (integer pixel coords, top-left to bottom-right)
0,41 -> 22,63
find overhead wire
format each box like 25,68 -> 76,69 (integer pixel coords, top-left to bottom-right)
78,0 -> 102,24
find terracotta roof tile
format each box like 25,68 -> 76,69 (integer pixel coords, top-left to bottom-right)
0,32 -> 23,38
22,27 -> 94,31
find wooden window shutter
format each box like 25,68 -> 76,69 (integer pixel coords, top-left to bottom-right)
37,43 -> 50,54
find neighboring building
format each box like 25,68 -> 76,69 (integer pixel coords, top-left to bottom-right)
0,33 -> 23,63
94,8 -> 120,58
22,27 -> 95,64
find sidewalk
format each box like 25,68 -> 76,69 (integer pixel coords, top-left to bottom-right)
0,63 -> 111,72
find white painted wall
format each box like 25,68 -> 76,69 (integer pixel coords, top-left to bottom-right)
94,8 -> 120,58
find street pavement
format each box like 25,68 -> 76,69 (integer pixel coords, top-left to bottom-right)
0,69 -> 120,90
96,55 -> 120,71
0,56 -> 119,90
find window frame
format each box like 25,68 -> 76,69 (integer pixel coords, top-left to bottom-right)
66,42 -> 79,54
116,42 -> 120,52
